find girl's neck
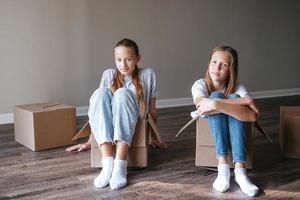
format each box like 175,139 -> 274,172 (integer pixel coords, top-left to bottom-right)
213,80 -> 226,92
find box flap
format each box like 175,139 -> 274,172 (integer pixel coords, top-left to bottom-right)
147,114 -> 162,143
73,114 -> 161,143
72,121 -> 91,141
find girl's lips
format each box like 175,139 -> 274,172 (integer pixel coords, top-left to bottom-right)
211,72 -> 220,76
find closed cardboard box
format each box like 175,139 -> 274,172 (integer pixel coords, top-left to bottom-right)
14,102 -> 76,151
280,106 -> 300,159
195,118 -> 253,168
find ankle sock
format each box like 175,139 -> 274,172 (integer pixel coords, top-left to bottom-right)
213,164 -> 230,192
93,156 -> 113,188
109,159 -> 128,190
234,168 -> 259,197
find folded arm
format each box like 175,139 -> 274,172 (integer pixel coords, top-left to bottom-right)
195,96 -> 259,122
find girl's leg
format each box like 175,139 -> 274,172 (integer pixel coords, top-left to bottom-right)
110,88 -> 139,190
89,88 -> 115,188
228,94 -> 259,197
207,91 -> 231,192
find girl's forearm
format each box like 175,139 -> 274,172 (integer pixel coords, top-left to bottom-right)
215,101 -> 257,122
214,96 -> 252,105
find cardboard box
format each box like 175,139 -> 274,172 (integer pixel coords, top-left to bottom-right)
14,102 -> 76,151
73,114 -> 160,168
195,118 -> 253,168
280,106 -> 300,159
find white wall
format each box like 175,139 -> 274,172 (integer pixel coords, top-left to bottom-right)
0,0 -> 299,115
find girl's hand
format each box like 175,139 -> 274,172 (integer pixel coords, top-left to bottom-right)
65,142 -> 91,152
245,96 -> 260,116
149,138 -> 168,149
197,98 -> 218,116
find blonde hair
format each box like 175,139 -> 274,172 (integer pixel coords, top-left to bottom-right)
110,38 -> 145,114
205,45 -> 238,96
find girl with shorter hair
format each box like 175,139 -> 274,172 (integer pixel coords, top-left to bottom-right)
191,46 -> 260,197
67,38 -> 167,190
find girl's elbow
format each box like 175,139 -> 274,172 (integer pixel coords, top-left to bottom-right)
249,112 -> 258,122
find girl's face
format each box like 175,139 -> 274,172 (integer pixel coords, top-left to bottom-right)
114,46 -> 140,76
208,51 -> 230,83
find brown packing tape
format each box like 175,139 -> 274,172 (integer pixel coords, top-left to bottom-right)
72,114 -> 162,143
41,103 -> 60,108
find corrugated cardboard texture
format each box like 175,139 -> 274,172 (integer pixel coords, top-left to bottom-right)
195,118 -> 253,168
281,114 -> 300,159
14,102 -> 76,151
280,106 -> 300,158
91,119 -> 149,168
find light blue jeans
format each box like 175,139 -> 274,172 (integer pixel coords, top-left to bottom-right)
89,87 -> 139,147
207,91 -> 246,163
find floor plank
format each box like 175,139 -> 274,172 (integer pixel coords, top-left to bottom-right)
0,96 -> 300,199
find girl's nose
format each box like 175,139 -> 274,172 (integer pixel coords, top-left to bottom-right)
215,63 -> 221,70
120,60 -> 126,67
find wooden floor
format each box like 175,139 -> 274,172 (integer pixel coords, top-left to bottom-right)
1,96 -> 300,200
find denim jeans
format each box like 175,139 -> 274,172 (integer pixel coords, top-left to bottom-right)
207,91 -> 246,163
88,87 -> 139,147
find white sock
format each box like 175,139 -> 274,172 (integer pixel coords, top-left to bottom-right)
213,164 -> 230,192
93,156 -> 113,188
109,159 -> 128,190
234,168 -> 259,197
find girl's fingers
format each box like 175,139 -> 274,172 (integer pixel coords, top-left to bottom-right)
65,144 -> 80,152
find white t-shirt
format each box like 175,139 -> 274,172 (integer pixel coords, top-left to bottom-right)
97,67 -> 159,118
191,78 -> 248,104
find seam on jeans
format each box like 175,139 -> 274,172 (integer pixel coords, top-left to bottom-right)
233,159 -> 246,164
115,139 -> 131,147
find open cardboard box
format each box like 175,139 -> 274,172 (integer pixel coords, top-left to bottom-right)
72,114 -> 161,168
195,118 -> 253,168
14,102 -> 76,151
177,116 -> 272,169
280,106 -> 300,159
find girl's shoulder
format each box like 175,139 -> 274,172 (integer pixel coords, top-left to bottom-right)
193,78 -> 206,86
139,67 -> 155,76
102,68 -> 116,76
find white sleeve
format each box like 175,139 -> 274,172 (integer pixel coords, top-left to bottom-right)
191,79 -> 208,103
235,84 -> 249,97
149,68 -> 159,98
99,69 -> 114,88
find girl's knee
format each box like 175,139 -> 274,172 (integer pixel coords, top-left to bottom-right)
209,91 -> 225,99
114,88 -> 133,98
113,88 -> 136,103
98,87 -> 112,100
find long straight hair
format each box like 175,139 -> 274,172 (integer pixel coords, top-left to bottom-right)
110,38 -> 145,114
205,45 -> 238,96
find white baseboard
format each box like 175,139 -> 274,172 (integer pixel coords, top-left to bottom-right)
1,88 -> 300,125
0,113 -> 14,125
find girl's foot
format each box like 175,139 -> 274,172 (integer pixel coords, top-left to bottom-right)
94,156 -> 113,188
213,164 -> 230,192
109,159 -> 128,190
234,168 -> 259,197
